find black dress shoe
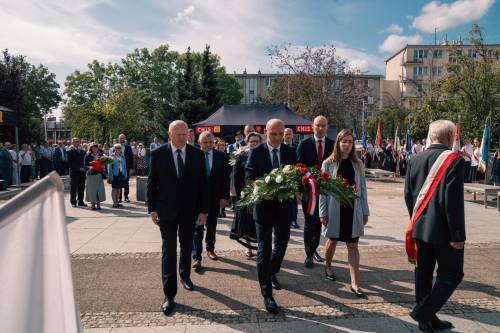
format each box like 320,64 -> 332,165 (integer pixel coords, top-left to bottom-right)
324,267 -> 336,281
350,286 -> 367,299
124,197 -> 130,203
291,221 -> 300,229
431,316 -> 453,330
161,298 -> 175,315
77,202 -> 88,207
181,278 -> 194,291
271,275 -> 281,290
304,256 -> 314,268
313,251 -> 325,262
71,204 -> 77,208
418,321 -> 436,333
264,296 -> 278,314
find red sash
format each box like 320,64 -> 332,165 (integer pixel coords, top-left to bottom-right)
405,151 -> 459,264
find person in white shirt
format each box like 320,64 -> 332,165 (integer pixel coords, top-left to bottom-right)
470,138 -> 481,182
461,138 -> 473,182
8,144 -> 19,185
19,144 -> 33,183
412,139 -> 423,156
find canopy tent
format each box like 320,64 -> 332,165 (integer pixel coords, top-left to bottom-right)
193,104 -> 313,134
0,105 -> 17,127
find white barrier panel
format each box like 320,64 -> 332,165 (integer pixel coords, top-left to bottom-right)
0,172 -> 82,333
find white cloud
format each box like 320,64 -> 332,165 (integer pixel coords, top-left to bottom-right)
379,34 -> 423,53
160,0 -> 284,73
386,24 -> 404,34
171,5 -> 199,25
333,42 -> 385,72
412,0 -> 495,33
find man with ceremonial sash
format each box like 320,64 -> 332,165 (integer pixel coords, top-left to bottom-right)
404,120 -> 465,333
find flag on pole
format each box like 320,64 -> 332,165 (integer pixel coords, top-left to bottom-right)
376,120 -> 382,148
452,121 -> 461,152
361,128 -> 367,159
479,117 -> 491,173
406,124 -> 412,160
394,126 -> 401,153
0,172 -> 82,333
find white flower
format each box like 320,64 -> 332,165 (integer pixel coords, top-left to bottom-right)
240,191 -> 245,197
283,165 -> 292,172
265,175 -> 271,183
253,186 -> 259,195
271,168 -> 279,174
275,175 -> 283,183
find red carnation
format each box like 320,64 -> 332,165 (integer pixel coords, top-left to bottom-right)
295,163 -> 305,167
300,167 -> 308,174
301,176 -> 309,185
89,160 -> 104,173
343,179 -> 349,188
320,171 -> 329,180
353,184 -> 358,191
313,165 -> 321,170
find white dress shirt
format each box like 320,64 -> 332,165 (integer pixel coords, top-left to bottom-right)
19,150 -> 32,166
266,142 -> 281,166
171,143 -> 186,176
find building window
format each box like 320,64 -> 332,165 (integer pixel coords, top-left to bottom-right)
485,49 -> 493,57
413,49 -> 428,60
413,66 -> 428,79
363,96 -> 374,104
449,55 -> 457,63
367,79 -> 374,88
264,77 -> 273,87
416,83 -> 423,93
433,50 -> 443,58
363,111 -> 372,120
467,49 -> 477,58
432,66 -> 443,77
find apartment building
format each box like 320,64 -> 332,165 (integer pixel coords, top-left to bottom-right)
385,43 -> 500,109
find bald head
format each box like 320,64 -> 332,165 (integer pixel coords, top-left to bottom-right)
168,120 -> 189,148
313,116 -> 328,138
265,119 -> 285,148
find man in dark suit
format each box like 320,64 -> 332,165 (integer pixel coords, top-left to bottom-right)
297,116 -> 334,267
67,137 -> 87,208
118,133 -> 133,202
405,120 -> 465,333
192,131 -> 231,270
54,142 -> 68,175
284,128 -> 299,228
246,119 -> 298,314
147,120 -> 209,316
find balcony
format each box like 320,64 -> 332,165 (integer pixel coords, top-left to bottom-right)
400,76 -> 424,83
402,58 -> 424,65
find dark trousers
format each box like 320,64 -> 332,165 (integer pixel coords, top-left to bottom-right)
70,171 -> 86,205
291,199 -> 298,223
255,201 -> 291,297
0,167 -> 12,186
192,205 -> 218,260
124,173 -> 130,198
413,240 -> 464,321
469,165 -> 478,182
464,161 -> 471,183
57,161 -> 68,176
39,158 -> 49,178
20,165 -> 31,183
302,199 -> 322,257
160,216 -> 195,299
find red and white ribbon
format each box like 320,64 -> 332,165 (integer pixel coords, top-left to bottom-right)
306,176 -> 318,215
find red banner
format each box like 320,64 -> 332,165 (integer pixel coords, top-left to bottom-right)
195,126 -> 213,134
295,125 -> 313,134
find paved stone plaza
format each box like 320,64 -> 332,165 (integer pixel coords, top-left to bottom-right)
64,178 -> 500,332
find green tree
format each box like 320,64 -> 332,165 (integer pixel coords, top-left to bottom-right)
201,45 -> 222,113
0,50 -> 60,143
366,106 -> 409,141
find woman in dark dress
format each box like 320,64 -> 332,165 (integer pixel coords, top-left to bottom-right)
230,132 -> 262,257
319,129 -> 370,298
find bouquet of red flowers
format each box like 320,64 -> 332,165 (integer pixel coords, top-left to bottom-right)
237,163 -> 357,214
87,156 -> 114,176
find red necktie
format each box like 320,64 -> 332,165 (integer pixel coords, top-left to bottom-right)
317,139 -> 323,164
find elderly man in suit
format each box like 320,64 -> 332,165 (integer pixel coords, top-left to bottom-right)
246,119 -> 298,314
192,131 -> 231,270
297,116 -> 334,267
148,120 -> 209,315
405,120 -> 465,333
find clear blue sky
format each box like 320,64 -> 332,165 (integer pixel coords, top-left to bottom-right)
1,0 -> 499,87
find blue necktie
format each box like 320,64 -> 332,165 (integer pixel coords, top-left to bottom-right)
205,151 -> 211,176
272,148 -> 279,168
176,149 -> 184,179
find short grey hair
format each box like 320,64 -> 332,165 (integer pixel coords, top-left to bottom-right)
198,131 -> 214,141
428,120 -> 455,144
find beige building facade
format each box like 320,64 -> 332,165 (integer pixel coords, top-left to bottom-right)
385,43 -> 500,109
